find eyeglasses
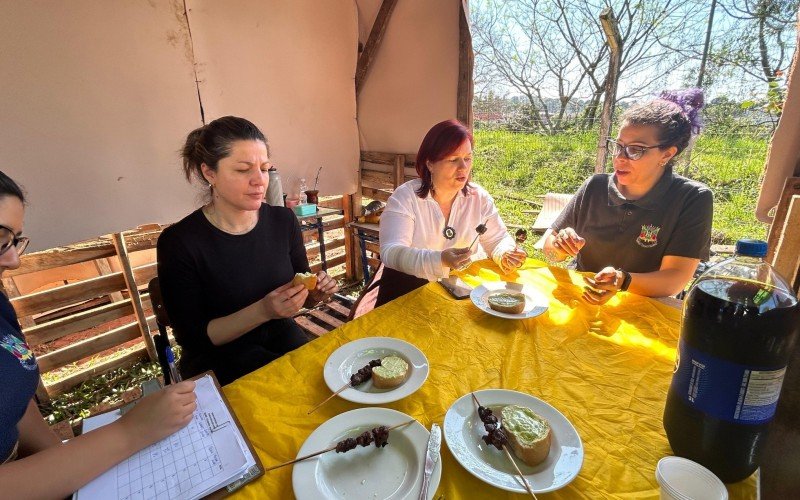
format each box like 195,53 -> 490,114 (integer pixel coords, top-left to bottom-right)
607,139 -> 665,161
0,224 -> 29,257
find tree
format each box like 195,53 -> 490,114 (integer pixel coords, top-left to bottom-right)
471,0 -> 708,133
705,0 -> 797,115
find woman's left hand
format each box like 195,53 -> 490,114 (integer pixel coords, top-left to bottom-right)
309,271 -> 339,303
500,248 -> 527,271
582,266 -> 622,305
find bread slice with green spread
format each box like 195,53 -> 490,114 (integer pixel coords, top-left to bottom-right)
371,355 -> 409,389
487,291 -> 526,314
501,405 -> 552,466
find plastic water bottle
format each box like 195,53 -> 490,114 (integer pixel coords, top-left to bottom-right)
663,239 -> 800,482
266,167 -> 284,206
299,178 -> 308,205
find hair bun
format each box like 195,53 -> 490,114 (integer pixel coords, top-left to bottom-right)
658,88 -> 704,134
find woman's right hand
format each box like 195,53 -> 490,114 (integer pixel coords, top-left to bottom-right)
260,282 -> 309,320
551,227 -> 586,258
118,380 -> 197,448
441,247 -> 472,269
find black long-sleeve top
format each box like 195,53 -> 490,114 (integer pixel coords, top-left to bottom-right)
156,204 -> 311,365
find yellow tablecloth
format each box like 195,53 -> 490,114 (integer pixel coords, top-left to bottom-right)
224,259 -> 757,499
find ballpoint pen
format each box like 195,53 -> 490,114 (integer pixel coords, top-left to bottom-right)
166,346 -> 182,383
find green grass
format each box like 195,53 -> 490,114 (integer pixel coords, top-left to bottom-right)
472,129 -> 769,247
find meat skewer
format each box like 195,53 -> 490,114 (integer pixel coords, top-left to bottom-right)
471,393 -> 537,499
455,221 -> 490,272
308,359 -> 382,415
467,220 -> 489,251
265,419 -> 415,471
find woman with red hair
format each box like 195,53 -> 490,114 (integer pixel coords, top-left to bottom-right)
377,120 -> 526,306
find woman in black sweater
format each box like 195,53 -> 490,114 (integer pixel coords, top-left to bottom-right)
158,116 -> 338,385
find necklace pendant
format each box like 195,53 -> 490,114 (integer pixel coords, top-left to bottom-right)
443,226 -> 456,240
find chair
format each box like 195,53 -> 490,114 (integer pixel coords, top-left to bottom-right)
147,277 -> 176,384
530,193 -> 572,250
347,263 -> 384,321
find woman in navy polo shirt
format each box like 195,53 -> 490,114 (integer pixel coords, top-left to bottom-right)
0,172 -> 197,497
544,89 -> 712,304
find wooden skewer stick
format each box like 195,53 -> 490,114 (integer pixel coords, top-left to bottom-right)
503,447 -> 537,499
467,219 -> 490,251
471,393 -> 537,499
307,383 -> 350,415
265,419 -> 416,471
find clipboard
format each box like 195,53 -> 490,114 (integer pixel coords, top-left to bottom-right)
75,370 -> 263,499
197,370 -> 264,498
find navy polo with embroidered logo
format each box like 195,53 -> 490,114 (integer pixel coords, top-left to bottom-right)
551,166 -> 712,273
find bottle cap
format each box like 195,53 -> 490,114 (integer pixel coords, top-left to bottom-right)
735,239 -> 768,258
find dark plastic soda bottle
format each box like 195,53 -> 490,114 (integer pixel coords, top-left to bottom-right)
663,239 -> 800,483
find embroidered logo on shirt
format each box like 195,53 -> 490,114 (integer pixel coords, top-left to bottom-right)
636,224 -> 661,248
0,334 -> 37,371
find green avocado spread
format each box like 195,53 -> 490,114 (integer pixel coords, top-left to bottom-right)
501,405 -> 549,444
488,292 -> 525,307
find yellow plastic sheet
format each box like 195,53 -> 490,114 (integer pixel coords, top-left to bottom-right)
224,259 -> 757,499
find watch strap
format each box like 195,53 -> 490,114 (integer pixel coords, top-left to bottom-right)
617,268 -> 632,291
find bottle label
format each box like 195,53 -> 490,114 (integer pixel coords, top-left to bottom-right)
672,340 -> 786,424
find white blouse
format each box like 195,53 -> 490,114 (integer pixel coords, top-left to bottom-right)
379,179 -> 517,281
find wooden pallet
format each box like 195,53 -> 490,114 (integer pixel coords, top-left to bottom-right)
294,294 -> 354,337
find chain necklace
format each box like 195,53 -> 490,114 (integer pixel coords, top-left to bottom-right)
432,187 -> 457,240
203,205 -> 258,235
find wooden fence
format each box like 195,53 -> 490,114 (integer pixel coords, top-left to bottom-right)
4,198 -> 350,401
4,163 -> 432,401
350,151 -> 417,278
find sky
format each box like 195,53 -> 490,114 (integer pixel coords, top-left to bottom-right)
471,0 -> 798,104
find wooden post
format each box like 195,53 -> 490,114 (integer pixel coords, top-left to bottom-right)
767,177 -> 800,262
771,195 -> 800,289
595,7 -> 622,174
112,232 -> 158,361
95,258 -> 124,303
354,154 -> 364,217
393,154 -> 405,188
342,194 -> 356,281
458,0 -> 474,129
355,0 -> 399,95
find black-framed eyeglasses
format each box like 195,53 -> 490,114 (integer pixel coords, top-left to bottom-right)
0,224 -> 29,257
607,139 -> 665,161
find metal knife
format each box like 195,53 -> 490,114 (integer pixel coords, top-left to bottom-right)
418,423 -> 442,500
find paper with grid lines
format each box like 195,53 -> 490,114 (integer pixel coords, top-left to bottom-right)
75,375 -> 253,500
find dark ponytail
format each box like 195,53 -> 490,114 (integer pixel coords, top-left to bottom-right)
181,116 -> 269,185
0,171 -> 25,204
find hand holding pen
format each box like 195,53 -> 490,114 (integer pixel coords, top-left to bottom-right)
166,346 -> 182,384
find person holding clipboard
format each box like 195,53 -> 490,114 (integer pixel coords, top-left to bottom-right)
0,171 -> 198,497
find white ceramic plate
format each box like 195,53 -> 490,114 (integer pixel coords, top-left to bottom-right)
323,337 -> 429,404
443,389 -> 583,494
292,408 -> 442,500
470,281 -> 549,319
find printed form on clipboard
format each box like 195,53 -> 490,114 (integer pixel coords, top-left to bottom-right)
75,374 -> 261,500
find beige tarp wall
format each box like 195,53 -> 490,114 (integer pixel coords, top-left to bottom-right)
1,0 -> 359,251
356,0 -> 460,155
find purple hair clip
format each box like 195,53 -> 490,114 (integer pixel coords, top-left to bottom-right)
658,88 -> 704,134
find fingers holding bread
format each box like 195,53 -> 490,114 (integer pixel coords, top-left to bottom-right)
293,272 -> 317,290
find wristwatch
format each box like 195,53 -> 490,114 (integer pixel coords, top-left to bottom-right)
617,268 -> 632,291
